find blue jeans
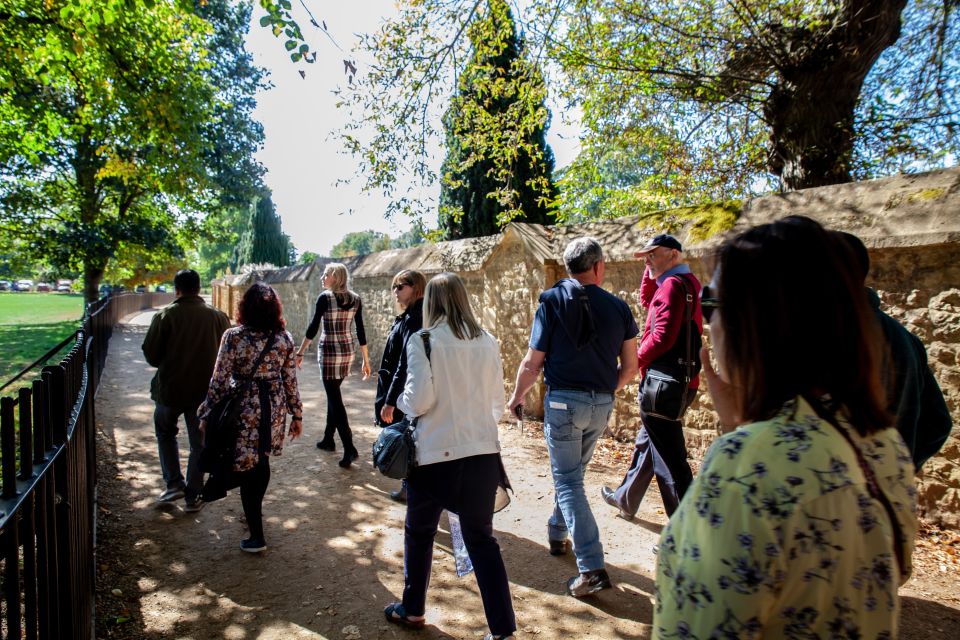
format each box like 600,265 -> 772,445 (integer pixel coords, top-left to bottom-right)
154,403 -> 203,501
544,389 -> 613,573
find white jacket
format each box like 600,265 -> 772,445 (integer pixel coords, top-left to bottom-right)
397,322 -> 505,466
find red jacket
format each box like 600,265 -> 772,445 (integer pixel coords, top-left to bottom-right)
637,270 -> 703,388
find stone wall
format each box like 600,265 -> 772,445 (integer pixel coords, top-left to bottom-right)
211,167 -> 960,528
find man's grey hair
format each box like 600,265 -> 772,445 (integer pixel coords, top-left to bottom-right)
563,237 -> 604,275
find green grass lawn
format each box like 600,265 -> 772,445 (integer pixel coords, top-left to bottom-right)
0,292 -> 86,384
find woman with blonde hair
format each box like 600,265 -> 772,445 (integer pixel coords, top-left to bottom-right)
297,262 -> 371,468
375,269 -> 427,502
384,273 -> 516,640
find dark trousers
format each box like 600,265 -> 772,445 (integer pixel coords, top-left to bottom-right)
237,459 -> 271,541
154,403 -> 203,500
403,454 -> 515,637
612,391 -> 696,517
321,377 -> 355,452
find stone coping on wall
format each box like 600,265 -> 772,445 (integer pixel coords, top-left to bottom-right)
213,166 -> 959,289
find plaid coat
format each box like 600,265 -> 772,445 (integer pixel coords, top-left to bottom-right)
313,291 -> 364,379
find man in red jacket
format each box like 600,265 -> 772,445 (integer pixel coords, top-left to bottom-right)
601,234 -> 703,520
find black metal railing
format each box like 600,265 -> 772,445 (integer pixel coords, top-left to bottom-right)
0,291 -> 172,639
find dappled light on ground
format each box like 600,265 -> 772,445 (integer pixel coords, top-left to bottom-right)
93,317 -> 960,640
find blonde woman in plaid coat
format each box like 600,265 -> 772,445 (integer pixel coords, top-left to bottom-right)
296,263 -> 371,467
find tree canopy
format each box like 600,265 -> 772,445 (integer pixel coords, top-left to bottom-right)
330,230 -> 391,258
285,0 -> 957,224
0,0 -> 268,300
548,0 -> 958,217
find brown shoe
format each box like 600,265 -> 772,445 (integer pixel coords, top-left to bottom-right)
548,538 -> 569,556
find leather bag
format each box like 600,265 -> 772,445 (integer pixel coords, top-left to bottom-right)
199,333 -> 275,475
372,331 -> 431,479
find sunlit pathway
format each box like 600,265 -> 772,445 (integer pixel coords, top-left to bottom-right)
94,311 -> 663,639
93,310 -> 959,639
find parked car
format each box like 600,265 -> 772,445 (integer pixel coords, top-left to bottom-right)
0,280 -> 9,291
135,285 -> 147,293
15,279 -> 34,291
35,282 -> 53,292
56,279 -> 73,292
155,284 -> 168,293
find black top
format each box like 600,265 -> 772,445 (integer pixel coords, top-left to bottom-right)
374,298 -> 424,425
867,287 -> 952,469
304,291 -> 367,344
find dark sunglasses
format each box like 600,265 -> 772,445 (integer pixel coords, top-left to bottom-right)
700,285 -> 721,323
392,282 -> 409,292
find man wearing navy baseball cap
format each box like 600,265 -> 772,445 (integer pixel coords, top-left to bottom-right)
601,233 -> 704,521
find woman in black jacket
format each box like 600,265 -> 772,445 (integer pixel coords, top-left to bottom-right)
374,269 -> 426,502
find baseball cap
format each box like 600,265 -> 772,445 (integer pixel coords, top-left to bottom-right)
634,233 -> 682,256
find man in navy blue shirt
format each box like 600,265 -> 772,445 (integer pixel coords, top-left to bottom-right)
508,237 -> 639,597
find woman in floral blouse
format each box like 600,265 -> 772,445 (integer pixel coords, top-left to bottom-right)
199,283 -> 303,553
654,217 -> 916,639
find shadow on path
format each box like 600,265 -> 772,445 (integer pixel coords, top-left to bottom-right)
94,316 -> 959,639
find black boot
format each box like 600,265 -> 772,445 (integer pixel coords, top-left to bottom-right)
338,447 -> 359,468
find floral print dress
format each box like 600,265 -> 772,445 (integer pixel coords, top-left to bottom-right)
654,396 -> 916,640
199,327 -> 303,472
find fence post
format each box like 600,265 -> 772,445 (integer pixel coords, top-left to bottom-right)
1,396 -> 15,500
19,387 -> 33,480
46,366 -> 66,447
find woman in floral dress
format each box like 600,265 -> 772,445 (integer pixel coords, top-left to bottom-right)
199,283 -> 303,553
654,217 -> 916,639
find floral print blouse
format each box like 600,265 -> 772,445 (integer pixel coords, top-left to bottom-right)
654,396 -> 916,640
198,327 -> 303,472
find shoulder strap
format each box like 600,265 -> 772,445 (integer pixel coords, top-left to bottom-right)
669,274 -> 695,388
420,330 -> 431,362
808,398 -> 907,576
406,331 -> 432,432
247,332 -> 276,379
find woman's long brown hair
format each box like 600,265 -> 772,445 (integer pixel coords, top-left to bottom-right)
714,216 -> 891,435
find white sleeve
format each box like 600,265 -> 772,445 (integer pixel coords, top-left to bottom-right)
488,334 -> 506,423
397,334 -> 436,418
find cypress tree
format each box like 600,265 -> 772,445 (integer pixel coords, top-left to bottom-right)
439,0 -> 557,240
234,191 -> 293,268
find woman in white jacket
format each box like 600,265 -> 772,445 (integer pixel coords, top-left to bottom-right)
384,272 -> 516,640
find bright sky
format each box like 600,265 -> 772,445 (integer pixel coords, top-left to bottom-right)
244,1 -> 580,257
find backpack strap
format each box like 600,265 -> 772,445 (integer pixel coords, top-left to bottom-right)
407,331 -> 432,432
669,275 -> 695,387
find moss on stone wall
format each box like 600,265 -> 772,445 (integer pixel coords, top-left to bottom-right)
636,200 -> 741,241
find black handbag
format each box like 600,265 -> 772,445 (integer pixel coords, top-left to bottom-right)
199,333 -> 275,475
639,275 -> 700,421
372,331 -> 431,479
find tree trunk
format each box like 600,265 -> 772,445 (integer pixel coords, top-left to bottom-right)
73,130 -> 107,305
765,0 -> 908,190
83,262 -> 105,305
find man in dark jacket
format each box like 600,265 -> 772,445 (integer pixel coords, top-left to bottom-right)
142,269 -> 230,511
838,232 -> 952,470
